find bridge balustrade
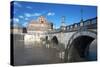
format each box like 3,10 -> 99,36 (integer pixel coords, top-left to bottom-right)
65,17 -> 97,32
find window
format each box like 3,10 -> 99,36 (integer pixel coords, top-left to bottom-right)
41,21 -> 44,23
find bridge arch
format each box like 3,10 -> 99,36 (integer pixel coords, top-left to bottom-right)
51,36 -> 59,45
65,31 -> 97,62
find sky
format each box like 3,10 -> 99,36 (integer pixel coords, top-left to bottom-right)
11,1 -> 97,28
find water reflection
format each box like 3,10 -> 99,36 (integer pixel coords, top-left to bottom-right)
14,36 -> 65,65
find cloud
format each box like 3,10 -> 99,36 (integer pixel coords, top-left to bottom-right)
19,15 -> 24,19
32,13 -> 42,16
23,22 -> 28,27
25,17 -> 29,20
26,6 -> 32,9
14,2 -> 22,7
24,13 -> 32,17
25,13 -> 42,17
13,18 -> 19,23
47,12 -> 55,16
19,15 -> 29,20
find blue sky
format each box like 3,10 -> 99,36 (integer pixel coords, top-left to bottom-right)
11,1 -> 97,28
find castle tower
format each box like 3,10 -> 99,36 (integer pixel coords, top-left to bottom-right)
80,8 -> 84,27
61,16 -> 66,26
38,16 -> 46,24
60,16 -> 66,31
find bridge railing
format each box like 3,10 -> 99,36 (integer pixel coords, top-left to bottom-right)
66,17 -> 97,32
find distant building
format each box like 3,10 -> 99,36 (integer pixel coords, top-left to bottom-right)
27,16 -> 53,33
25,16 -> 53,45
11,23 -> 23,34
60,16 -> 66,32
23,27 -> 27,33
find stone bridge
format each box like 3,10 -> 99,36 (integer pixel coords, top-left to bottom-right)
23,17 -> 97,62
46,29 -> 97,62
46,30 -> 96,48
44,17 -> 97,62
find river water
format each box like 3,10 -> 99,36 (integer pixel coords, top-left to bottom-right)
13,39 -> 64,66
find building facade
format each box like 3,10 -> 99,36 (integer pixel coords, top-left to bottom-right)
27,16 -> 53,33
24,16 -> 53,46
